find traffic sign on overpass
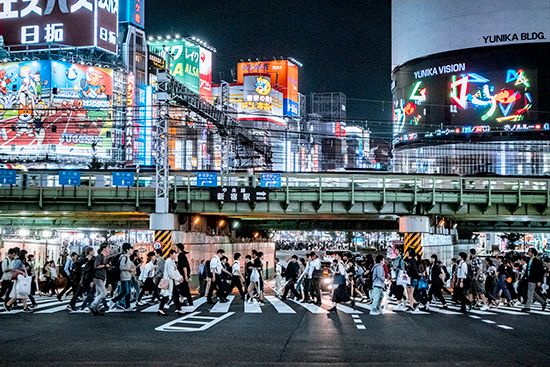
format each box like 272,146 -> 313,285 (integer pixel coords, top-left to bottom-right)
59,171 -> 81,186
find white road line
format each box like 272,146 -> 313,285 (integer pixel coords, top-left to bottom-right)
265,296 -> 296,314
428,306 -> 462,315
489,308 -> 527,316
35,304 -> 73,314
469,315 -> 481,319
351,315 -> 360,319
356,325 -> 366,330
210,295 -> 235,313
289,299 -> 327,313
141,297 -> 207,313
497,325 -> 514,330
353,319 -> 362,323
321,299 -> 362,314
446,305 -> 496,316
244,300 -> 262,313
1,300 -> 69,314
155,311 -> 235,333
481,319 -> 496,324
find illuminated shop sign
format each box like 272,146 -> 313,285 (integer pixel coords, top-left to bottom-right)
0,0 -> 118,54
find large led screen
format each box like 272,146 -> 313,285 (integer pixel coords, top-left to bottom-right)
392,45 -> 550,146
0,60 -> 114,167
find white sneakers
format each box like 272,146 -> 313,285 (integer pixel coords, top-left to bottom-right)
393,304 -> 407,311
369,310 -> 381,316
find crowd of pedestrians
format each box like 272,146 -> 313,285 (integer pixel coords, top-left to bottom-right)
1,243 -> 548,316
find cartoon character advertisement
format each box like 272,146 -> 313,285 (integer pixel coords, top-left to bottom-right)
0,60 -> 114,165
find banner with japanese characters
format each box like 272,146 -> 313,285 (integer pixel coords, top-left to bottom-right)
0,0 -> 118,54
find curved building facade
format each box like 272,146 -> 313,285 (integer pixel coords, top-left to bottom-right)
392,0 -> 550,175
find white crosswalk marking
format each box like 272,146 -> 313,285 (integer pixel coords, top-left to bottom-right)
265,296 -> 296,314
426,306 -> 462,315
289,299 -> 327,313
210,296 -> 235,313
320,299 -> 362,314
35,304 -> 72,314
244,299 -> 262,313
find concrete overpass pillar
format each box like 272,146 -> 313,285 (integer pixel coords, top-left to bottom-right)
150,213 -> 178,258
399,216 -> 430,256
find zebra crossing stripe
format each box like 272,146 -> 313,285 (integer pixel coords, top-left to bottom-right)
210,296 -> 235,313
155,311 -> 235,333
288,299 -> 327,313
265,296 -> 296,314
244,300 -> 262,313
320,299 -> 362,314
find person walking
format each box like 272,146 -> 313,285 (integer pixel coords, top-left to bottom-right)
247,251 -> 266,305
297,253 -> 312,303
229,253 -> 246,300
468,249 -> 490,310
158,250 -> 183,316
176,243 -> 194,307
522,248 -> 547,312
208,249 -> 227,304
109,243 -> 134,311
404,249 -> 419,311
89,243 -> 111,316
328,253 -> 348,312
67,247 -> 93,312
309,252 -> 322,306
369,254 -> 386,315
427,254 -> 448,309
0,248 -> 17,302
281,255 -> 301,301
274,258 -> 283,296
456,252 -> 472,312
138,251 -> 161,305
391,249 -> 408,311
58,252 -> 78,301
26,254 -> 38,308
4,250 -> 32,313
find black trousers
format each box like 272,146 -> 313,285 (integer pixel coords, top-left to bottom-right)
310,278 -> 321,304
229,276 -> 245,299
302,278 -> 312,301
282,279 -> 301,300
177,281 -> 193,305
428,282 -> 447,305
139,278 -> 161,302
59,275 -> 74,297
208,277 -> 226,301
0,279 -> 13,300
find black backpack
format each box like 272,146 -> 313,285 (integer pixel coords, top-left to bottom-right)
280,264 -> 286,277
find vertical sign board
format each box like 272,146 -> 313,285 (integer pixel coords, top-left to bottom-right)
0,170 -> 16,185
58,171 -> 81,186
0,0 -> 118,54
259,173 -> 282,188
119,0 -> 145,29
196,172 -> 218,187
112,171 -> 135,187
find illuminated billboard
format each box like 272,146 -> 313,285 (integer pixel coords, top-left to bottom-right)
237,60 -> 299,117
199,47 -> 212,102
120,0 -> 145,29
148,39 -> 202,95
0,0 -> 118,54
0,60 -> 114,166
391,44 -> 550,146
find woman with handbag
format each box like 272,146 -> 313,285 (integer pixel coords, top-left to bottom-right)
137,251 -> 161,305
328,254 -> 348,312
492,258 -> 513,307
157,250 -> 183,316
4,250 -> 32,313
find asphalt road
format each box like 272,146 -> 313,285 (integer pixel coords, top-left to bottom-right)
1,296 -> 549,366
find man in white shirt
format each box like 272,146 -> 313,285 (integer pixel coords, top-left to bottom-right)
308,252 -> 322,305
297,253 -> 312,303
456,252 -> 471,312
229,253 -> 246,300
208,249 -> 227,304
274,258 -> 283,296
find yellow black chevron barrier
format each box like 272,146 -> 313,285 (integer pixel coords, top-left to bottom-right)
154,230 -> 173,258
404,232 -> 423,256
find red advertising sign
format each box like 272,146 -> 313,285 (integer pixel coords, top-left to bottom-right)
0,0 -> 118,54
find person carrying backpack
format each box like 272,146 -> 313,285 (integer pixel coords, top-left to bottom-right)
456,252 -> 472,312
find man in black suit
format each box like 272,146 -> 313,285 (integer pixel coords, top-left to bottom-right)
281,255 -> 301,301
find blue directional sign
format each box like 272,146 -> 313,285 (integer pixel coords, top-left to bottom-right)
58,171 -> 81,186
259,173 -> 282,188
112,171 -> 135,187
0,169 -> 16,185
196,172 -> 218,187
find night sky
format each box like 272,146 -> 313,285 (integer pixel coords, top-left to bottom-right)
146,0 -> 392,136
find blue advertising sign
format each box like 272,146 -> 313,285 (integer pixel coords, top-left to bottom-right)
196,172 -> 218,187
259,173 -> 282,188
112,172 -> 135,187
0,170 -> 16,185
120,0 -> 145,29
58,171 -> 81,186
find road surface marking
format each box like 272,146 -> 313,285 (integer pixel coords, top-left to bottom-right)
265,296 -> 296,314
244,300 -> 262,313
210,295 -> 235,313
497,324 -> 514,330
155,311 -> 234,332
289,299 -> 328,313
321,299 -> 362,314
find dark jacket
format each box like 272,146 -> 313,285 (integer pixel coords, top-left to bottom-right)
430,263 -> 444,285
526,257 -> 544,283
285,261 -> 300,281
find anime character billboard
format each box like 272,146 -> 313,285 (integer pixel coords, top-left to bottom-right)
0,60 -> 114,165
